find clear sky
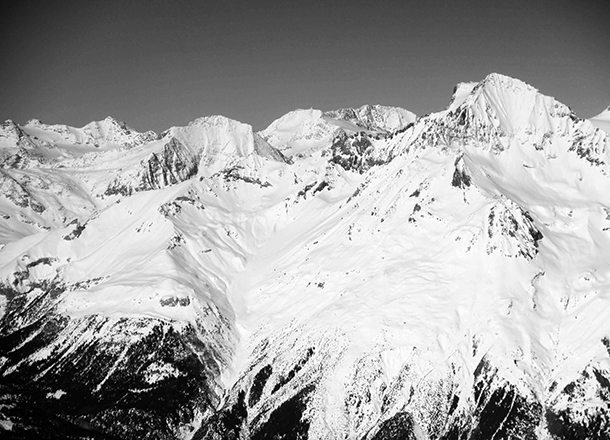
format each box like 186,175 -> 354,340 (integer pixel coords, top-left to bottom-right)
2,0 -> 609,133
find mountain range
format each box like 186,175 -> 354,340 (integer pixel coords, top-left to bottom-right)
1,73 -> 610,439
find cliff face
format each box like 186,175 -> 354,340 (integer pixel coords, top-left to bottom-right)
1,74 -> 610,439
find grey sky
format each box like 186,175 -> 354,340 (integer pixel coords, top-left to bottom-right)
1,0 -> 608,133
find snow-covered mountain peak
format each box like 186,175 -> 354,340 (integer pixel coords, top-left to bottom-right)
455,73 -> 552,133
323,104 -> 416,133
24,118 -> 44,127
82,116 -> 161,148
259,108 -> 338,156
438,73 -> 608,162
81,115 -> 130,136
262,108 -> 324,133
2,74 -> 610,439
18,117 -> 159,151
260,105 -> 416,159
165,115 -> 281,176
438,74 -> 610,208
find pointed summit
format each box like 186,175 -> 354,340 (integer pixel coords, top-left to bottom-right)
81,116 -> 150,148
448,72 -> 575,136
468,73 -> 544,132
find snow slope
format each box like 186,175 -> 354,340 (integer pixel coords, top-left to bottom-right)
1,74 -> 610,440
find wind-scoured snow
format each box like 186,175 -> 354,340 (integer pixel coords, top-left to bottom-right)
1,73 -> 610,439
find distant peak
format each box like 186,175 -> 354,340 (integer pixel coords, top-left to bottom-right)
261,109 -> 324,134
86,116 -> 129,131
187,114 -> 245,126
324,104 -> 416,133
102,116 -> 126,126
272,108 -> 323,122
25,118 -> 43,126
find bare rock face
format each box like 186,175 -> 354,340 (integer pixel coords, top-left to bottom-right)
2,74 -> 610,439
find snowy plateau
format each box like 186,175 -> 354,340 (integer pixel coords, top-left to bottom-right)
1,73 -> 610,440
